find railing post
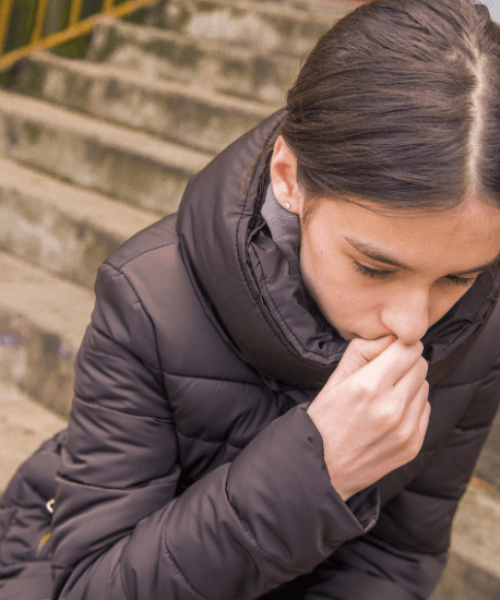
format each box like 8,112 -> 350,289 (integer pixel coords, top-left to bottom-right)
69,0 -> 85,27
0,0 -> 15,53
31,0 -> 51,44
1,0 -> 159,71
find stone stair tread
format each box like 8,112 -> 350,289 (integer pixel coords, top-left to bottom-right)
0,156 -> 160,240
0,156 -> 160,286
0,250 -> 95,353
22,51 -> 279,115
91,16 -> 307,63
258,0 -> 363,15
183,0 -> 342,21
0,88 -> 212,212
87,19 -> 300,104
449,485 -> 500,580
155,0 -> 345,55
0,88 -> 213,171
16,51 -> 275,153
430,483 -> 500,599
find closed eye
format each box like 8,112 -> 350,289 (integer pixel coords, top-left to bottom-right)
445,274 -> 476,287
354,262 -> 393,278
354,261 -> 478,287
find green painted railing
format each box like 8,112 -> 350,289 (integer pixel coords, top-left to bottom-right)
0,0 -> 159,70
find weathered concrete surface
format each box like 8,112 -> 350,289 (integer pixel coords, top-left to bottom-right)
87,19 -> 301,104
0,383 -> 67,494
0,89 -> 211,213
15,52 -> 274,154
450,486 -> 500,582
431,484 -> 500,599
248,0 -> 365,14
474,408 -> 500,491
432,551 -> 500,600
0,157 -> 159,287
0,251 -> 94,415
156,0 -> 337,56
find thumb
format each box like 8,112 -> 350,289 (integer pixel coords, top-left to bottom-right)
331,335 -> 395,384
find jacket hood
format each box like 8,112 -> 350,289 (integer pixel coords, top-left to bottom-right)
177,111 -> 500,389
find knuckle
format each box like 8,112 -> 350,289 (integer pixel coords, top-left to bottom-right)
377,401 -> 401,427
406,439 -> 423,461
420,380 -> 430,400
400,429 -> 424,461
425,399 -> 431,416
394,422 -> 412,446
418,357 -> 429,378
421,401 -> 431,426
352,379 -> 374,399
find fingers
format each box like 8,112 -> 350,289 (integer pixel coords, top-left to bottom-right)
398,381 -> 431,461
394,355 -> 429,399
330,335 -> 395,384
358,339 -> 425,390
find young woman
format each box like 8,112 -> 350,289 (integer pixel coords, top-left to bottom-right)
1,0 -> 500,599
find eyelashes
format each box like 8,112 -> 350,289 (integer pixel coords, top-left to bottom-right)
445,274 -> 476,287
353,261 -> 476,287
354,261 -> 392,279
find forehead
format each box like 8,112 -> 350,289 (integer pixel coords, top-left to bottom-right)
310,197 -> 500,271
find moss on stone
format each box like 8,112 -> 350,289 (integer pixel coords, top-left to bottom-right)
166,7 -> 192,32
65,72 -> 92,108
17,61 -> 46,98
277,19 -> 295,41
220,57 -> 245,78
24,121 -> 42,145
95,27 -> 121,63
197,2 -> 218,13
173,44 -> 203,68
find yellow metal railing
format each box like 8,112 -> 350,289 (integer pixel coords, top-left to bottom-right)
0,0 -> 160,71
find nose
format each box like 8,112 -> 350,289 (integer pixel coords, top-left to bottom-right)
380,287 -> 430,345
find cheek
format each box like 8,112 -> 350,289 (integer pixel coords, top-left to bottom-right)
300,245 -> 374,316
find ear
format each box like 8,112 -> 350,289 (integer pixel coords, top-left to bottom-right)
270,135 -> 305,216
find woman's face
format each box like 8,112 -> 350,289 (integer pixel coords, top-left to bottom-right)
298,197 -> 500,343
270,136 -> 500,344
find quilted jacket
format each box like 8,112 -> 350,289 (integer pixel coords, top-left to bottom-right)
1,112 -> 500,600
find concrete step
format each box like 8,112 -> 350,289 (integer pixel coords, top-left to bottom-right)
14,52 -> 274,155
0,251 -> 94,416
0,157 -> 159,288
0,382 -> 67,495
153,0 -> 347,56
87,19 -> 305,105
473,407 -> 500,492
249,0 -> 366,15
0,89 -> 212,213
431,483 -> 500,600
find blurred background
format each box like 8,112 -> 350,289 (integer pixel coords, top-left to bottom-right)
0,1 -> 498,598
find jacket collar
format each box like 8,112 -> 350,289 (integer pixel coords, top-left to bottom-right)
177,111 -> 500,389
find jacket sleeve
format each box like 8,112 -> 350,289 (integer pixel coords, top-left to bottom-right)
50,261 -> 379,600
302,357 -> 500,600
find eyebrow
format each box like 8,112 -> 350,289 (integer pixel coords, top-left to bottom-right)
344,235 -> 499,276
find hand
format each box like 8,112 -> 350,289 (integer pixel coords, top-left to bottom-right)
307,336 -> 430,501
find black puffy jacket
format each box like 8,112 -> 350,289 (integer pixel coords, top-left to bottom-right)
1,112 -> 500,600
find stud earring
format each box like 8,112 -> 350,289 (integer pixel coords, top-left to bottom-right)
283,202 -> 291,210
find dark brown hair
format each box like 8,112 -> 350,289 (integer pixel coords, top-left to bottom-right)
280,0 -> 500,213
